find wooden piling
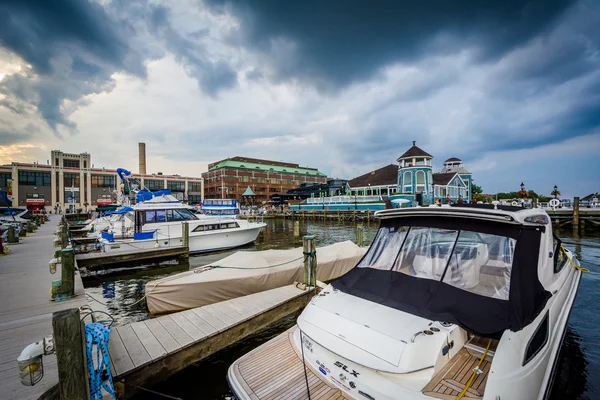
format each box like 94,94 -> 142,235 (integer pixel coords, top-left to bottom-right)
7,226 -> 18,243
18,225 -> 26,238
573,197 -> 580,230
52,308 -> 90,400
59,247 -> 75,296
303,235 -> 316,287
181,222 -> 190,260
357,224 -> 364,247
293,221 -> 300,237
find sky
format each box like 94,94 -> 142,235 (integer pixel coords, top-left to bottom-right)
0,0 -> 599,198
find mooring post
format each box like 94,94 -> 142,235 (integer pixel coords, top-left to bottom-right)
533,198 -> 538,208
293,220 -> 300,238
182,222 -> 189,248
303,235 -> 317,287
18,224 -> 26,238
573,197 -> 580,230
52,308 -> 91,400
59,247 -> 75,296
7,226 -> 18,243
357,224 -> 364,247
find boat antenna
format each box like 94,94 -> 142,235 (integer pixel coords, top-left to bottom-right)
299,330 -> 312,400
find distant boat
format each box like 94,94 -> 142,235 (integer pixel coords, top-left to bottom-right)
99,193 -> 266,254
290,195 -> 388,211
196,198 -> 240,218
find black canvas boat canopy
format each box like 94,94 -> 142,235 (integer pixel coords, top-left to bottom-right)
332,215 -> 551,338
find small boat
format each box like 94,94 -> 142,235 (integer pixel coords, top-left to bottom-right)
196,198 -> 240,218
145,240 -> 367,314
99,193 -> 266,254
228,204 -> 583,400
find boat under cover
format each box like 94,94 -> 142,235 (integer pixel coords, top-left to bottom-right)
145,240 -> 366,315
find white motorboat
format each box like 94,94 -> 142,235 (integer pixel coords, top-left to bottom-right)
99,194 -> 266,254
228,204 -> 583,400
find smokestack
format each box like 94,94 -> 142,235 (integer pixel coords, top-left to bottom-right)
138,142 -> 147,174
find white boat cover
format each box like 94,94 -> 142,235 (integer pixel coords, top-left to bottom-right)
146,240 -> 366,315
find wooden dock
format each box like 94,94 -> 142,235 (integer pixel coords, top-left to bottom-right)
0,218 -> 87,400
76,246 -> 188,269
229,327 -> 348,399
108,284 -> 311,398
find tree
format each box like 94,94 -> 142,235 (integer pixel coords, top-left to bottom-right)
472,183 -> 483,195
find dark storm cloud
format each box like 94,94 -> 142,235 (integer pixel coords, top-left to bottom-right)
0,0 -> 146,132
206,0 -> 575,89
148,5 -> 237,96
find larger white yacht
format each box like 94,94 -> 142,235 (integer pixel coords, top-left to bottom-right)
228,204 -> 583,400
99,193 -> 266,254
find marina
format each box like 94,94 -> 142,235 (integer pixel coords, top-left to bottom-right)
0,215 -> 598,399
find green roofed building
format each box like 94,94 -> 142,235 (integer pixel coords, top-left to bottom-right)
202,156 -> 328,203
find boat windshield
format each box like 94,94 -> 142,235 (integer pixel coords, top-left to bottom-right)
358,226 -> 516,300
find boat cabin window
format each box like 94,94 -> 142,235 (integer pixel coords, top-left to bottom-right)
144,210 -> 167,223
553,236 -> 568,273
167,209 -> 197,221
192,222 -> 239,232
357,225 -> 516,300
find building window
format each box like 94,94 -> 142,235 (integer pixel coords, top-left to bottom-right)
63,159 -> 80,168
416,170 -> 426,193
63,173 -> 80,188
167,180 -> 185,192
188,195 -> 202,204
188,182 -> 202,192
0,172 -> 11,187
26,193 -> 45,199
64,189 -> 80,203
402,171 -> 412,193
19,171 -> 51,186
91,175 -> 116,188
145,179 -> 164,190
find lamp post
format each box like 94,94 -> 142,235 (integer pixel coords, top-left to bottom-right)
553,185 -> 558,199
520,182 -> 525,192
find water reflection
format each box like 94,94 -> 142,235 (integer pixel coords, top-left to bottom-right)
550,328 -> 589,400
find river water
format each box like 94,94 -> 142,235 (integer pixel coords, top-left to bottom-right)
82,219 -> 600,399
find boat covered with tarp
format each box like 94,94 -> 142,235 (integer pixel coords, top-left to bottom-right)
145,240 -> 367,315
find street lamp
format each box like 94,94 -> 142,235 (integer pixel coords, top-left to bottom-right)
553,185 -> 558,199
520,182 -> 525,192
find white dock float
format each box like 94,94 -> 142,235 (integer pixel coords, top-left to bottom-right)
107,284 -> 310,397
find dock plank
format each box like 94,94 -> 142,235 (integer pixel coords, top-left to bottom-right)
130,321 -> 167,360
115,325 -> 151,367
169,313 -> 207,342
180,310 -> 217,337
107,328 -> 135,377
191,308 -> 227,331
108,284 -> 309,387
0,218 -> 88,400
143,319 -> 181,353
156,315 -> 194,347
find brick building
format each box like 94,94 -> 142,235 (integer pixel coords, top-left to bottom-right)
202,157 -> 328,203
0,150 -> 203,212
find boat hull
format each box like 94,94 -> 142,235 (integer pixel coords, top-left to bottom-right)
102,223 -> 265,254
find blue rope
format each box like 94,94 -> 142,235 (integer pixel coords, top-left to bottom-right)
85,323 -> 116,400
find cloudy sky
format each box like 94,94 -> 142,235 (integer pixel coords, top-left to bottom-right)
0,0 -> 598,197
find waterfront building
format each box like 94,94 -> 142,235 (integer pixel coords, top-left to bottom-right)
202,156 -> 328,204
0,150 -> 203,212
273,179 -> 350,204
347,141 -> 473,205
397,141 -> 471,203
348,164 -> 398,196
